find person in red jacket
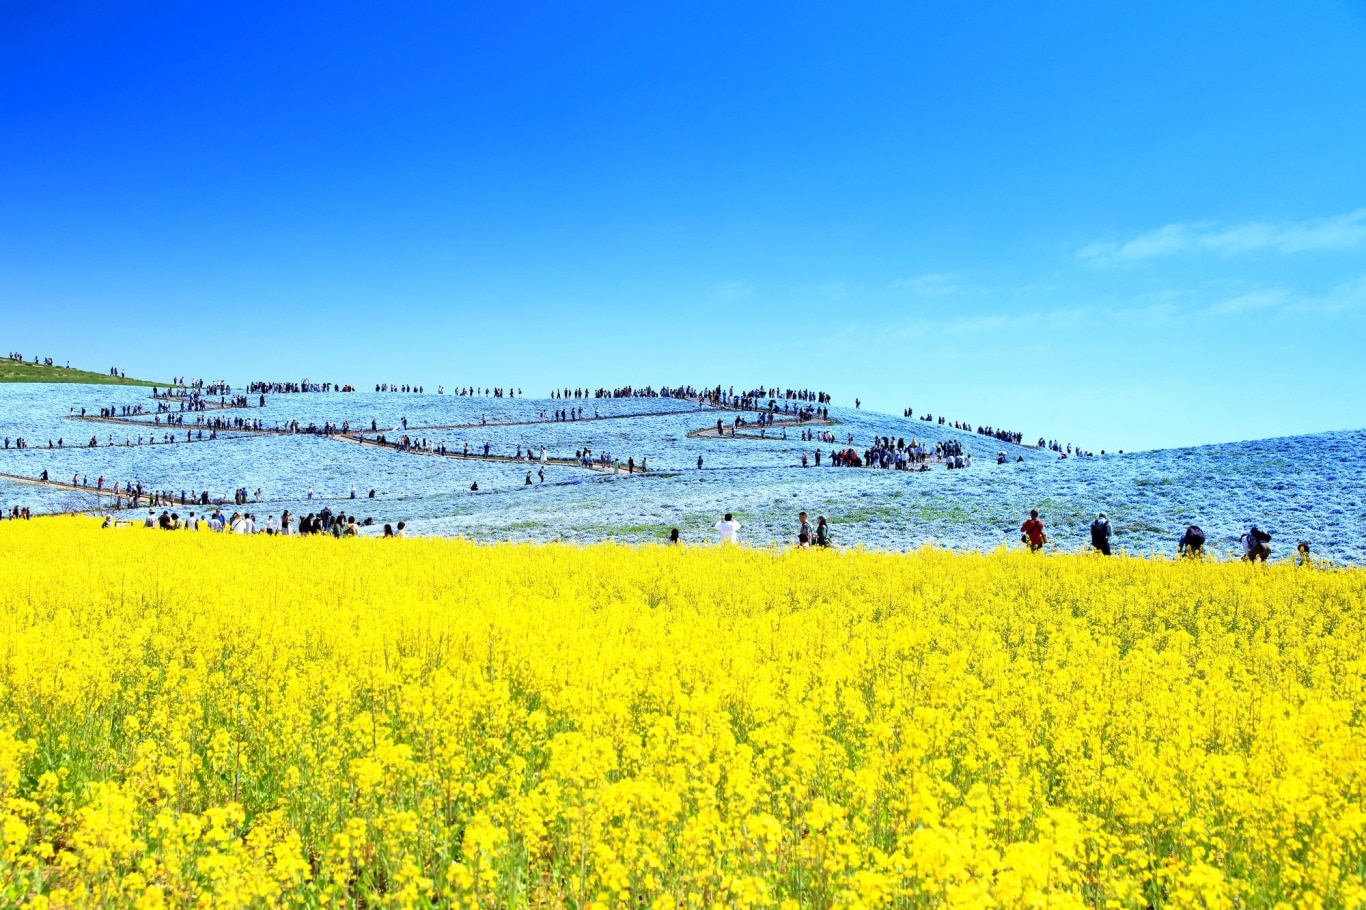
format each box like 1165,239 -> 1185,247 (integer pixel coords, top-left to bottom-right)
1021,509 -> 1046,552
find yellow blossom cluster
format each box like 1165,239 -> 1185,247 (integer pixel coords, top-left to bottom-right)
1,518 -> 1364,908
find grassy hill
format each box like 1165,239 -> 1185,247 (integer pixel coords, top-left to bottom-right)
0,359 -> 171,387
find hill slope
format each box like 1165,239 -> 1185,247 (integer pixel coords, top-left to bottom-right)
0,360 -> 170,387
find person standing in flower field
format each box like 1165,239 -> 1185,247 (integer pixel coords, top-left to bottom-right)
1090,511 -> 1112,556
1021,509 -> 1046,552
797,512 -> 813,548
715,513 -> 741,545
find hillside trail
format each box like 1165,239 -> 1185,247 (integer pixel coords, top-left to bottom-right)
687,415 -> 837,439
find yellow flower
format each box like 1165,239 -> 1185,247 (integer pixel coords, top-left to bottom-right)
0,517 -> 1362,906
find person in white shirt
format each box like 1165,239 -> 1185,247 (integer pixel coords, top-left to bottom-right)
265,514 -> 279,535
230,513 -> 249,534
715,513 -> 741,544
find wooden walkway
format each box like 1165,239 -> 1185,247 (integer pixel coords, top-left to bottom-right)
687,416 -> 837,439
59,415 -> 636,475
0,471 -> 122,498
406,405 -> 714,432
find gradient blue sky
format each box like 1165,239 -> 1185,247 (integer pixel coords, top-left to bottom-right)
3,1 -> 1365,451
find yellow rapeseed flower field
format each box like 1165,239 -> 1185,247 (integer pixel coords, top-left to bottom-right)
1,518 -> 1364,909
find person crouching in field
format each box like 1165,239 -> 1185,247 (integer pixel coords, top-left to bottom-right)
1021,510 -> 1046,552
1178,525 -> 1205,558
1242,526 -> 1272,562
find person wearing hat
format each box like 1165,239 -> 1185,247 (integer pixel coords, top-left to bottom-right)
1090,511 -> 1113,556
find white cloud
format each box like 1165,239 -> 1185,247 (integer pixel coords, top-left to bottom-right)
1206,288 -> 1290,316
817,281 -> 851,301
891,273 -> 960,294
877,277 -> 1365,344
1079,208 -> 1366,263
1190,278 -> 1366,319
715,280 -> 752,301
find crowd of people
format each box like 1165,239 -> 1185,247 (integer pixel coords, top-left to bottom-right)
553,385 -> 677,400
825,436 -> 972,471
248,381 -> 351,393
671,511 -> 832,548
542,408 -> 588,421
120,506 -> 375,536
96,404 -> 151,417
1039,439 -> 1106,458
693,386 -> 832,411
906,411 -> 1028,447
546,385 -> 834,409
7,352 -> 71,369
1019,511 -> 1313,565
174,380 -> 232,395
386,385 -> 519,397
5,429 -> 220,449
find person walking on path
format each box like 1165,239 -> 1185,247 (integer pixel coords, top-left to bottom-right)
715,513 -> 741,545
1090,511 -> 1112,556
815,516 -> 830,547
1021,510 -> 1046,552
797,511 -> 813,548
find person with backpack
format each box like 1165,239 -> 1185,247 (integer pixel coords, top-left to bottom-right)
1178,525 -> 1205,557
1090,511 -> 1112,556
1020,510 -> 1046,552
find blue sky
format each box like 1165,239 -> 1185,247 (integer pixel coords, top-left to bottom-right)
3,1 -> 1365,451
